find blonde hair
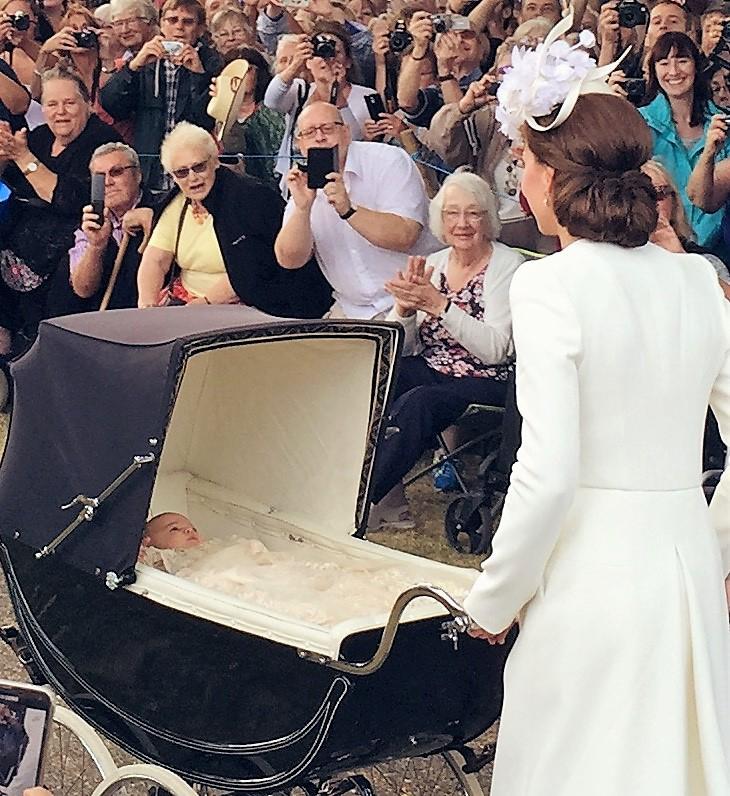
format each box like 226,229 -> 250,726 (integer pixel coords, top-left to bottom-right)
429,171 -> 501,243
641,159 -> 694,242
160,122 -> 219,172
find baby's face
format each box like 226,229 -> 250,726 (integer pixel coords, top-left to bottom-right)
144,513 -> 202,550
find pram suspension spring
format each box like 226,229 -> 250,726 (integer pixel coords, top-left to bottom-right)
35,452 -> 156,560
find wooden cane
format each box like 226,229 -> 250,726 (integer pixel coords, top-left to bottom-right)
99,231 -> 130,312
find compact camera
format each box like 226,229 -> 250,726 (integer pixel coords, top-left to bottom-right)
617,0 -> 648,28
73,28 -> 98,48
7,11 -> 30,31
431,13 -> 471,34
311,33 -> 337,59
388,19 -> 413,54
162,39 -> 184,56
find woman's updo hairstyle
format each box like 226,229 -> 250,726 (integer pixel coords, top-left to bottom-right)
523,93 -> 657,247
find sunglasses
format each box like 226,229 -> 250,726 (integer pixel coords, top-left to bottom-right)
162,14 -> 198,26
92,164 -> 137,179
170,158 -> 209,180
654,185 -> 675,200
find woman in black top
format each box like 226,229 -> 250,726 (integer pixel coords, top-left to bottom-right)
0,64 -> 118,355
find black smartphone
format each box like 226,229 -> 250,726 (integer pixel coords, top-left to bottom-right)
90,172 -> 105,221
307,146 -> 338,189
0,680 -> 54,793
364,93 -> 387,123
623,77 -> 646,104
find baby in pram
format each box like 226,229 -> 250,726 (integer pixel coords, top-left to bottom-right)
138,512 -> 203,569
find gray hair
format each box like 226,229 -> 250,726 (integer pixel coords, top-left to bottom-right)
160,121 -> 219,172
109,0 -> 157,23
90,142 -> 141,172
429,171 -> 501,243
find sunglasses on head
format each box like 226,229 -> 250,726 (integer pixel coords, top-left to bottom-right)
170,159 -> 209,180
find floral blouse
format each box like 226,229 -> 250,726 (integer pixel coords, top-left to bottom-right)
419,269 -> 514,381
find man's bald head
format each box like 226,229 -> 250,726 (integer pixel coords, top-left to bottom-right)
295,101 -> 351,162
296,101 -> 344,133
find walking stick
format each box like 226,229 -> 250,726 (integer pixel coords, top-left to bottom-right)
99,232 -> 130,312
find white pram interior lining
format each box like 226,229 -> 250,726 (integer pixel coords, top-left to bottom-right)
130,336 -> 478,658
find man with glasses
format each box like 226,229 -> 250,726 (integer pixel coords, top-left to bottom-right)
100,0 -> 222,191
108,0 -> 158,60
50,142 -> 152,313
275,101 -> 433,319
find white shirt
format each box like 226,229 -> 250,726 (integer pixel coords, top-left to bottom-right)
283,141 -> 433,319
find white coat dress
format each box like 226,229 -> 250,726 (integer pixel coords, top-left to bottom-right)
463,239 -> 730,795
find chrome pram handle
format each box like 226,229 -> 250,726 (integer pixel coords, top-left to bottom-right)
298,584 -> 473,676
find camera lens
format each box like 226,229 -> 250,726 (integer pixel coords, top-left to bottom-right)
312,34 -> 336,59
10,11 -> 30,30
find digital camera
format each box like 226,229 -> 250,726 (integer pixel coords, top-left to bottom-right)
617,0 -> 648,28
431,13 -> 471,34
311,33 -> 337,59
388,19 -> 413,54
7,11 -> 30,31
73,28 -> 98,48
162,39 -> 184,56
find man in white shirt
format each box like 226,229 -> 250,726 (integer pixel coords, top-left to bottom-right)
275,101 -> 434,319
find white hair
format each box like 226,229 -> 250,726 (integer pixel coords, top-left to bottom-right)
91,141 -> 141,172
94,4 -> 112,24
109,0 -> 157,23
276,33 -> 301,56
160,122 -> 219,173
429,171 -> 501,243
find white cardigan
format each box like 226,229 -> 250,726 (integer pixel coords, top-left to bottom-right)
388,241 -> 525,366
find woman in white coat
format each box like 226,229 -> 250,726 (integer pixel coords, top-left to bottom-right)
463,14 -> 730,796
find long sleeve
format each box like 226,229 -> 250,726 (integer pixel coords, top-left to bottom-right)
422,102 -> 497,171
709,296 -> 730,576
99,64 -> 138,121
439,246 -> 523,364
464,262 -> 582,633
386,306 -> 420,355
263,75 -> 301,115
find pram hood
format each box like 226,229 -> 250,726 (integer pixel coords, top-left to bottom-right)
0,307 -> 401,580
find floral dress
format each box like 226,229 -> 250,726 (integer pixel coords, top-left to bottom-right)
419,268 -> 513,381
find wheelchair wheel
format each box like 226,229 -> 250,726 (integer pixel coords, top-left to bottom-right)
339,750 -> 484,796
444,497 -> 485,555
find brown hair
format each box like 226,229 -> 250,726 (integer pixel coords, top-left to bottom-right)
523,93 -> 658,248
160,0 -> 205,26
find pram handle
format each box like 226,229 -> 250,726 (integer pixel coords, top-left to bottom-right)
297,584 -> 472,676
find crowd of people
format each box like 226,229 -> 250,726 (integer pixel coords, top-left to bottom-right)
0,0 -> 728,515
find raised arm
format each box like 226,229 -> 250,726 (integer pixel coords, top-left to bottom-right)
687,115 -> 730,214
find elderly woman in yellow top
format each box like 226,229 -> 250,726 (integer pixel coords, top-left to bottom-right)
136,121 -> 330,315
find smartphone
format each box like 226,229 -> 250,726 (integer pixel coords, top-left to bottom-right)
0,680 -> 54,794
90,172 -> 105,221
306,146 -> 338,189
364,93 -> 387,123
281,0 -> 309,7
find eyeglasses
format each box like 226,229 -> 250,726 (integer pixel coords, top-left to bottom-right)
216,27 -> 246,39
442,209 -> 486,223
162,14 -> 198,26
295,121 -> 344,140
92,164 -> 138,179
170,158 -> 209,180
654,185 -> 675,200
111,16 -> 147,29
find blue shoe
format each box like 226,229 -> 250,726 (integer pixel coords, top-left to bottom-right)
433,458 -> 459,492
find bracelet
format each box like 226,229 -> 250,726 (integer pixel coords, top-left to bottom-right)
203,295 -> 211,304
410,50 -> 428,61
339,205 -> 357,220
440,298 -> 452,317
437,74 -> 456,83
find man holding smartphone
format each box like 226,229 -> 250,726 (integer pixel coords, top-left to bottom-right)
275,101 -> 434,319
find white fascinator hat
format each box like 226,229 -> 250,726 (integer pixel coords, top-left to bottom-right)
495,7 -> 628,142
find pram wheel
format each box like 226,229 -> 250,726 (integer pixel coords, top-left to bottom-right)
45,704 -> 117,796
334,750 -> 484,796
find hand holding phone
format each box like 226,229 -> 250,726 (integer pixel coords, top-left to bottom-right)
90,171 -> 105,222
0,681 -> 53,794
306,145 -> 338,189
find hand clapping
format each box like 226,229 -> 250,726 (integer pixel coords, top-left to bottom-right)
385,255 -> 448,318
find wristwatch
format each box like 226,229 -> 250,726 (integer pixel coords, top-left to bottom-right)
339,205 -> 357,220
437,74 -> 457,83
21,161 -> 38,176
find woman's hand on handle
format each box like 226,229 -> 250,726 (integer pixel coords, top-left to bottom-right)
468,620 -> 515,645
